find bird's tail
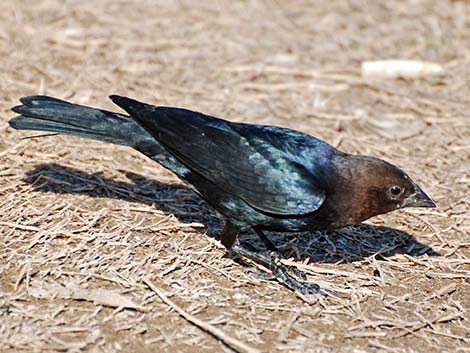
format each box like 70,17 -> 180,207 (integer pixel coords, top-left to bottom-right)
9,95 -> 191,177
9,95 -> 151,148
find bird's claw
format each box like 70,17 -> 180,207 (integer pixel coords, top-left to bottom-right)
287,265 -> 308,280
267,253 -> 321,294
232,245 -> 324,295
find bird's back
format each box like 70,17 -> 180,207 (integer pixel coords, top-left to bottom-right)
110,95 -> 336,226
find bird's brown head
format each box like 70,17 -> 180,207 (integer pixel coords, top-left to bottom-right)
333,155 -> 436,225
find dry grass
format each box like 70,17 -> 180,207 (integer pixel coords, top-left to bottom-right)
0,0 -> 469,352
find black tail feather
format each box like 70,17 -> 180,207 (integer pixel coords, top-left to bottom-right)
9,96 -> 144,147
9,95 -> 189,178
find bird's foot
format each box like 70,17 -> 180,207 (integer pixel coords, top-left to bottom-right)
284,264 -> 308,281
231,244 -> 322,295
268,255 -> 321,294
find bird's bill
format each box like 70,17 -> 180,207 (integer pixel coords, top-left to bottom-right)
403,184 -> 436,208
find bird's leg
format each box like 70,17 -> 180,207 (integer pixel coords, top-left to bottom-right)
230,243 -> 321,295
253,229 -> 305,281
253,227 -> 278,251
220,222 -> 239,250
253,230 -> 307,280
220,223 -> 321,294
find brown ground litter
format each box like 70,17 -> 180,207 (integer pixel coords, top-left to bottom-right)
0,1 -> 469,352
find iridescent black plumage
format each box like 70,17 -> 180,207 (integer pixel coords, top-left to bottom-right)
9,95 -> 435,293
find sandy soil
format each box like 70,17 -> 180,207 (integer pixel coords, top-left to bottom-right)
0,1 -> 469,352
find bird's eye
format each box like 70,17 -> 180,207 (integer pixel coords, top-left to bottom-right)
390,185 -> 402,196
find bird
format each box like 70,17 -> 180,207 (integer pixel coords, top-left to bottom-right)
9,95 -> 435,294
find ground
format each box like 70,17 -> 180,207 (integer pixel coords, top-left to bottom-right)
0,0 -> 469,352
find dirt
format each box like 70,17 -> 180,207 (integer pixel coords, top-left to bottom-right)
0,1 -> 469,352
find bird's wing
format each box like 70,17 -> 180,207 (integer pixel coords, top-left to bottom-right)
110,95 -> 328,215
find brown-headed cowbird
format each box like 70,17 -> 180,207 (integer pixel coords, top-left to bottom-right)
9,95 -> 435,293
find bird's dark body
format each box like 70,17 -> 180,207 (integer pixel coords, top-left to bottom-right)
9,95 -> 435,251
9,96 -> 332,229
135,109 -> 341,232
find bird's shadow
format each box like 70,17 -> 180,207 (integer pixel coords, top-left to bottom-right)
23,163 -> 439,264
